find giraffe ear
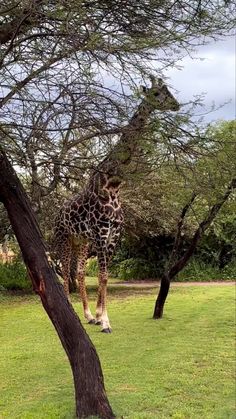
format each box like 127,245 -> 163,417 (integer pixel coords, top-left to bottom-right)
149,75 -> 157,88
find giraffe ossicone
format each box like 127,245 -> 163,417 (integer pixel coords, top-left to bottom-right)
53,77 -> 180,333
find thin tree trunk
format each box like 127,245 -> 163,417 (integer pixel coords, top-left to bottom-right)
153,192 -> 197,319
167,192 -> 197,270
0,149 -> 114,419
153,179 -> 236,319
153,272 -> 170,319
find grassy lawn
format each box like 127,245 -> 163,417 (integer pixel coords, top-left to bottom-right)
0,284 -> 235,418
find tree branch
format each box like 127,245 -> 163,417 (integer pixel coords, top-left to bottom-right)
0,0 -> 44,46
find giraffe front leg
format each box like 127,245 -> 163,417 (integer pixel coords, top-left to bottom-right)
78,273 -> 95,324
96,252 -> 112,333
76,244 -> 96,324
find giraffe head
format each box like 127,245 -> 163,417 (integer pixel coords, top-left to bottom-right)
141,76 -> 180,112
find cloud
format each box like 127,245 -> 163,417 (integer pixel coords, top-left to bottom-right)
166,37 -> 235,121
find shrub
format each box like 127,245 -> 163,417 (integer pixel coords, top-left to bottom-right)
220,259 -> 236,280
116,258 -> 158,280
86,257 -> 98,277
111,257 -> 236,282
177,259 -> 236,282
0,261 -> 31,291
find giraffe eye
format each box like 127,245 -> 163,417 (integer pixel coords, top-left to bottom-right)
154,92 -> 160,97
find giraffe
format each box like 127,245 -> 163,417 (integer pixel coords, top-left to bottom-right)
53,77 -> 180,333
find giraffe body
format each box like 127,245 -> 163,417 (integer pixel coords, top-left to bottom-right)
53,78 -> 180,332
54,172 -> 124,332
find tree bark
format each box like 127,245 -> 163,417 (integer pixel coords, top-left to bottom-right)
167,192 -> 197,270
153,272 -> 170,319
153,179 -> 236,319
0,149 -> 114,419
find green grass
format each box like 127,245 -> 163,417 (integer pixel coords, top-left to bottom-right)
0,284 -> 235,418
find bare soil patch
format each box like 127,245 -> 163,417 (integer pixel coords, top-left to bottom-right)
113,280 -> 236,288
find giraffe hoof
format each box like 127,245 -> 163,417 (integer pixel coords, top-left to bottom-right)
88,319 -> 96,325
95,321 -> 102,326
101,328 -> 112,334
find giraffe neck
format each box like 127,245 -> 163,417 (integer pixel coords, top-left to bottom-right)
88,82 -> 179,194
95,98 -> 156,185
115,100 -> 155,162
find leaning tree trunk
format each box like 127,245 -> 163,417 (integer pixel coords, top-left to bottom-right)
0,150 -> 114,419
153,179 -> 236,319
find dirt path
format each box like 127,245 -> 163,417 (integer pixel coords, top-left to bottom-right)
112,280 -> 235,288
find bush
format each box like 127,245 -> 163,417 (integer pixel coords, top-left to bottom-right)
111,257 -> 236,282
219,259 -> 236,280
177,259 -> 236,282
0,261 -> 31,291
86,258 -> 98,277
85,256 -> 159,280
115,258 -> 158,280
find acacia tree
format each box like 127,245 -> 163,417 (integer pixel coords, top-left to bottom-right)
113,120 -> 235,307
148,120 -> 236,318
0,147 -> 114,418
153,178 -> 236,318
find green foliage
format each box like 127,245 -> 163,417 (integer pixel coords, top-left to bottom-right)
0,262 -> 30,291
111,256 -> 236,282
116,118 -> 236,280
178,259 -> 236,282
197,223 -> 236,268
110,234 -> 172,279
0,286 -> 235,418
221,259 -> 236,280
85,257 -> 98,277
123,120 -> 236,237
114,257 -> 159,280
177,260 -> 221,282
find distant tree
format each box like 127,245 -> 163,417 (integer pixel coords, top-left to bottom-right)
152,120 -> 236,318
153,177 -> 236,318
122,120 -> 235,231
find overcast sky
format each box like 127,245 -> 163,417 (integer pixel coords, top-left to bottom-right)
165,36 -> 235,122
